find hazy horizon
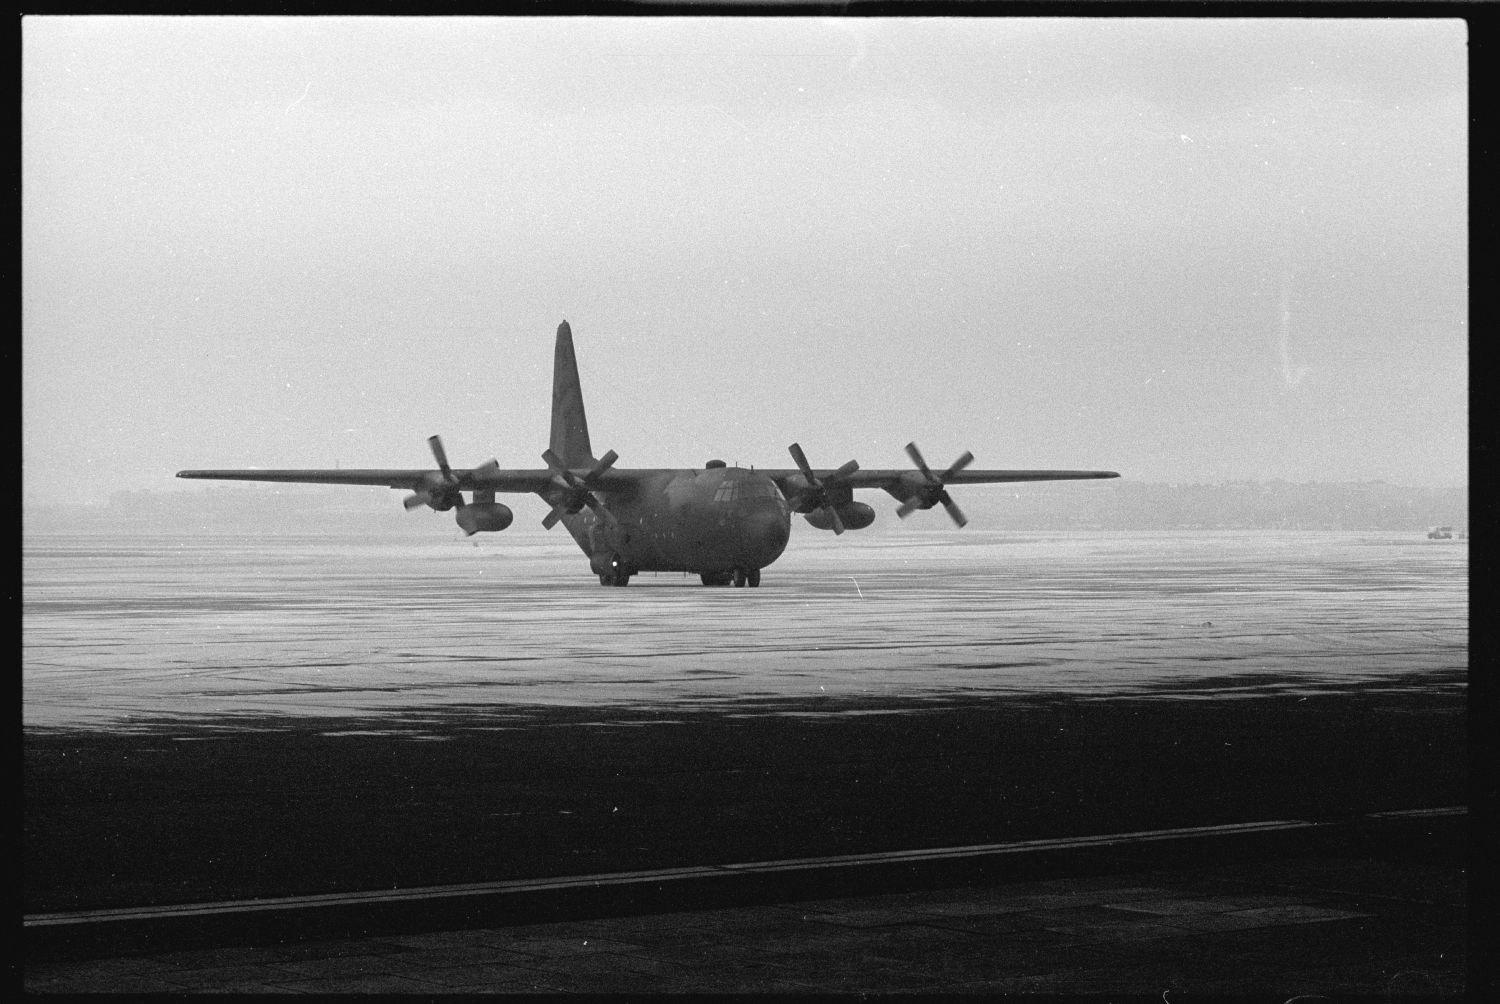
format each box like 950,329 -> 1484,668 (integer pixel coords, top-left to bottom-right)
23,476 -> 1468,540
24,17 -> 1467,505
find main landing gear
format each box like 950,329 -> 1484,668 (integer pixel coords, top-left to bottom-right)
700,568 -> 760,588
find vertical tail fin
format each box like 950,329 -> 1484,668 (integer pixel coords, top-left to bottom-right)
549,320 -> 594,467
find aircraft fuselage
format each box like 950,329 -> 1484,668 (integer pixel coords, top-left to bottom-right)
557,464 -> 790,583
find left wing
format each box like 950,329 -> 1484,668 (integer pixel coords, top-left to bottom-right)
764,442 -> 1118,529
177,427 -> 653,528
175,468 -> 555,492
177,434 -> 632,503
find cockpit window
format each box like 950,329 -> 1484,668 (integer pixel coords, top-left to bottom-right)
713,479 -> 780,503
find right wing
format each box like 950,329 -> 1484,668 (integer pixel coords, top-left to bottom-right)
758,466 -> 1121,500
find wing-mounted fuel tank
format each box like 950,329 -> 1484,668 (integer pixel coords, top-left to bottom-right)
456,494 -> 514,535
804,502 -> 875,532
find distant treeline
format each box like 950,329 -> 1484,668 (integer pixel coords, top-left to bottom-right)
25,479 -> 1467,535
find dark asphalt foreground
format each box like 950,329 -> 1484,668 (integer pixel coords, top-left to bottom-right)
25,681 -> 1469,993
25,813 -> 1467,995
25,682 -> 1464,913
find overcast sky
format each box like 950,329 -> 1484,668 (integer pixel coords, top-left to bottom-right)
23,16 -> 1467,505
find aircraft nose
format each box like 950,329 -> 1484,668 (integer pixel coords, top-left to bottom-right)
742,505 -> 791,564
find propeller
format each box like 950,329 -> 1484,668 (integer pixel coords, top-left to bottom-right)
541,448 -> 619,529
895,442 -> 974,527
469,457 -> 500,486
402,436 -> 501,521
403,435 -> 465,512
786,443 -> 860,535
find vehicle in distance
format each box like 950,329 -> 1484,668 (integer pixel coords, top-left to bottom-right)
179,321 -> 1119,587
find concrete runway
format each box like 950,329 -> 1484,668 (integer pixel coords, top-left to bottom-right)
23,529 -> 1468,725
23,529 -> 1468,989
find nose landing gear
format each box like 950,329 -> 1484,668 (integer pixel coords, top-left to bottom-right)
594,554 -> 633,586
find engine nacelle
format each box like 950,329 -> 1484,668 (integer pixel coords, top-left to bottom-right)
413,471 -> 463,511
804,501 -> 876,532
455,502 -> 514,534
781,474 -> 819,513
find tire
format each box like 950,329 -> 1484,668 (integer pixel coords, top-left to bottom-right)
747,568 -> 761,587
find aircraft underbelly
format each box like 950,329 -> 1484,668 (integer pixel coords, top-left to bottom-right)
566,496 -> 788,573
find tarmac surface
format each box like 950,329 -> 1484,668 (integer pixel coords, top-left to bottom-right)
23,529 -> 1470,993
25,687 -> 1468,915
25,811 -> 1467,994
22,530 -> 1469,727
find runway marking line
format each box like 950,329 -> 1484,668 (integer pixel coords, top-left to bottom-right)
26,807 -> 1463,930
23,817 -> 1357,929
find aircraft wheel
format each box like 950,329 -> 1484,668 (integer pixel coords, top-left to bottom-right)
732,568 -> 747,587
747,568 -> 761,587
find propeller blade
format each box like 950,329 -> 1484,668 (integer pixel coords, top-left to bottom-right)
788,443 -> 814,479
541,448 -> 619,528
403,492 -> 429,511
905,442 -> 935,481
787,444 -> 860,528
898,443 -> 975,525
428,435 -> 453,477
941,495 -> 968,528
585,449 -> 619,483
542,453 -> 583,498
541,448 -> 569,477
786,444 -> 818,513
943,451 -> 975,480
584,495 -> 616,526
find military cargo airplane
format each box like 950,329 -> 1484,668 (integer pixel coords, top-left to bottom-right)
179,321 -> 1118,587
